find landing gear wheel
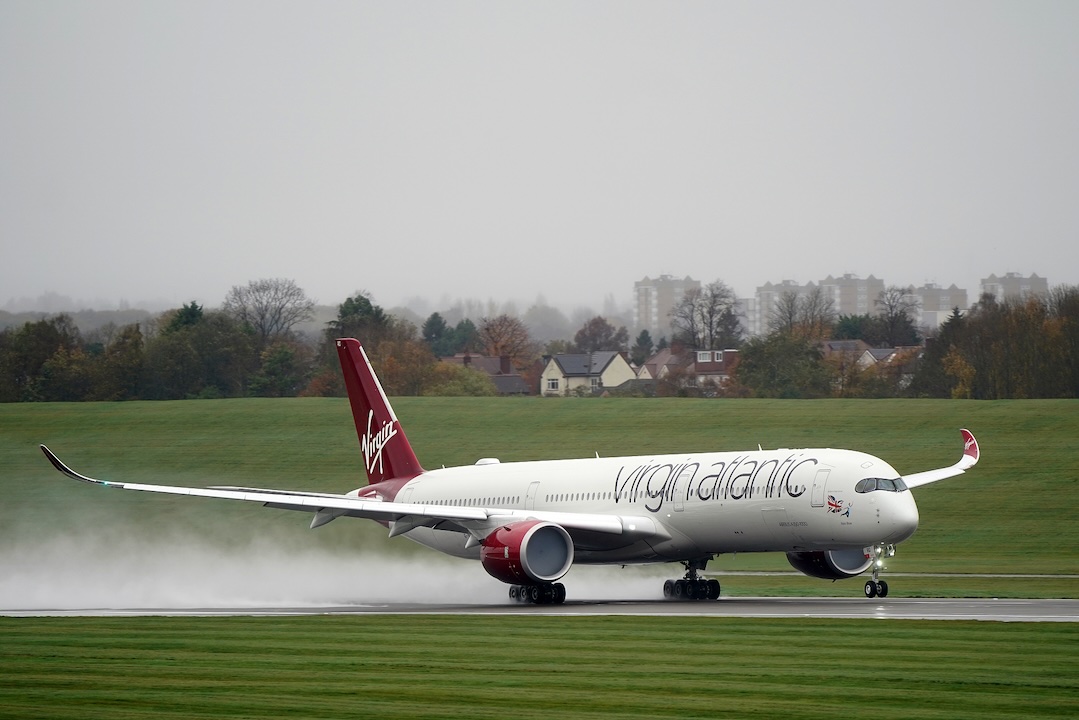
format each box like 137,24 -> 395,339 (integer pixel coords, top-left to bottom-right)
864,580 -> 878,598
876,580 -> 889,598
553,583 -> 566,604
707,579 -> 721,600
663,558 -> 717,601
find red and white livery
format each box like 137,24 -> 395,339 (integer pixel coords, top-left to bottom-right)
41,338 -> 980,604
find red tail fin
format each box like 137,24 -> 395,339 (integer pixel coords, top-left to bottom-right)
336,339 -> 424,485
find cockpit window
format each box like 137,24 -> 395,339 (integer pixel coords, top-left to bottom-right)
856,477 -> 909,493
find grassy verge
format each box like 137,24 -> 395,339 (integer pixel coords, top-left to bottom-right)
3,397 -> 1078,581
1,615 -> 1076,720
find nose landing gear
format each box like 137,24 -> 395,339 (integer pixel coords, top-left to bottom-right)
863,544 -> 895,598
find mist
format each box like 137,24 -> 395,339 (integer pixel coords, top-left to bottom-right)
0,530 -> 667,611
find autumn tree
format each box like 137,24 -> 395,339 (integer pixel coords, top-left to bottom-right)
573,316 -> 628,353
424,363 -> 497,396
0,315 -> 81,401
734,333 -> 831,398
479,314 -> 535,368
249,340 -> 313,397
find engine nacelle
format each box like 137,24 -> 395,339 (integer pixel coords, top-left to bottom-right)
787,549 -> 873,580
480,520 -> 574,585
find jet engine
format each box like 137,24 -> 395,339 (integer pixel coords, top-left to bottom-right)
480,520 -> 574,585
786,549 -> 873,580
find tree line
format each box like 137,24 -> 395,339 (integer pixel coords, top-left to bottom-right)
3,277 -> 1077,401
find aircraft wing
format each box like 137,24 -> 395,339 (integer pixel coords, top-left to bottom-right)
901,429 -> 980,489
39,445 -> 660,541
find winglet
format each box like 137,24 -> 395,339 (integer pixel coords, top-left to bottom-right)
902,428 -> 981,489
40,445 -> 115,486
959,428 -> 980,470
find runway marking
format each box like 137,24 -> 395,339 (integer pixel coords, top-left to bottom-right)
4,597 -> 1078,622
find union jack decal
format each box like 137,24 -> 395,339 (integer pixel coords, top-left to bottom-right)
827,495 -> 851,517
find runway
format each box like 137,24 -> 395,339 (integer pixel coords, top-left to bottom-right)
5,597 -> 1077,622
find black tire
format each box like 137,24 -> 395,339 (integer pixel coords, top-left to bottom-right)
529,585 -> 541,603
864,580 -> 878,598
877,580 -> 889,598
707,579 -> 721,600
685,580 -> 697,600
673,580 -> 685,599
663,579 -> 675,598
553,583 -> 566,604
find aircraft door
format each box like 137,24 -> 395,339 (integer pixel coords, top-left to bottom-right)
810,469 -> 830,507
673,466 -> 694,512
526,481 -> 540,510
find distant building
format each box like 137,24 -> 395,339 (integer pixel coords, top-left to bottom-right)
980,273 -> 1049,302
754,280 -> 814,335
636,347 -> 740,393
736,296 -> 760,337
540,352 -> 636,397
633,275 -> 700,342
752,274 -> 884,336
912,283 -> 968,330
819,274 -> 885,316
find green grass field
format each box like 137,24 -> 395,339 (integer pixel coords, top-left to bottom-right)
2,397 -> 1078,718
1,615 -> 1076,719
3,396 -> 1077,579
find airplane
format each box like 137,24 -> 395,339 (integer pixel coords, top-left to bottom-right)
41,337 -> 980,605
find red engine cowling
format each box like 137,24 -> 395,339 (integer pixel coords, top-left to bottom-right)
480,520 -> 574,585
787,549 -> 873,580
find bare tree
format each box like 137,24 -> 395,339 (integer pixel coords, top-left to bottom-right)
478,314 -> 536,367
797,286 -> 837,342
769,287 -> 835,341
768,291 -> 801,337
222,278 -> 315,348
670,280 -> 742,350
875,286 -> 921,347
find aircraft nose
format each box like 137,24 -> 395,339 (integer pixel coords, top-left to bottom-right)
886,494 -> 920,543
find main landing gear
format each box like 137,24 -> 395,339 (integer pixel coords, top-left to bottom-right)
863,544 -> 895,598
663,559 -> 721,601
509,583 -> 567,605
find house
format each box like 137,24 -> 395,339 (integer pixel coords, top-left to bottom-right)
440,353 -> 531,395
638,347 -> 740,383
540,352 -> 636,396
689,349 -> 740,386
636,347 -> 740,391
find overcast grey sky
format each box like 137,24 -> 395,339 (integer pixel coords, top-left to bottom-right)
2,1 -> 1076,314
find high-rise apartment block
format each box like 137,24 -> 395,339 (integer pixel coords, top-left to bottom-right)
819,274 -> 885,316
980,273 -> 1049,302
633,275 -> 700,341
912,283 -> 968,329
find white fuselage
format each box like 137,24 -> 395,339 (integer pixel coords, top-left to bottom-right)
394,447 -> 920,565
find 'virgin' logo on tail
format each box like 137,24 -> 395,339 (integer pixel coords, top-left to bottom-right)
362,409 -> 398,477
